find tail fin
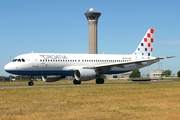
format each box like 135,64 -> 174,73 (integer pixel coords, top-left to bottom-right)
133,28 -> 154,59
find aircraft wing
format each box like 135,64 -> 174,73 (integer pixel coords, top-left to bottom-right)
93,59 -> 157,69
83,56 -> 175,70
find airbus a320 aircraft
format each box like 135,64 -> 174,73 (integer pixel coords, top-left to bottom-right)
4,28 -> 174,86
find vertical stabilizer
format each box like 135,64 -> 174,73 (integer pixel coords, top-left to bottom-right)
133,28 -> 154,59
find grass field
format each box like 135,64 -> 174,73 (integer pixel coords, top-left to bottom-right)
1,80 -> 180,120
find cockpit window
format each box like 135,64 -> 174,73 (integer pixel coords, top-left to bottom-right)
12,58 -> 25,62
12,59 -> 17,62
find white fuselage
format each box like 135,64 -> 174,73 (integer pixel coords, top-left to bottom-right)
4,53 -> 157,76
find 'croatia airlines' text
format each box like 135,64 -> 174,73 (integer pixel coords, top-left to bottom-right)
40,55 -> 68,60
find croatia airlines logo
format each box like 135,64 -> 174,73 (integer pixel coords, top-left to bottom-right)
135,28 -> 154,57
40,55 -> 68,60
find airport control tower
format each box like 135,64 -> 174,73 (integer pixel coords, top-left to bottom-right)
85,8 -> 101,54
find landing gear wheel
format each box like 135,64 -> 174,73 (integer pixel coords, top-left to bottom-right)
96,78 -> 104,84
28,81 -> 34,86
28,76 -> 34,86
73,79 -> 81,85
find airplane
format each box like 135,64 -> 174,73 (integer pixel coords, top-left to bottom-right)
4,28 -> 174,86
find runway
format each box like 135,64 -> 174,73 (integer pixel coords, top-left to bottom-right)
0,80 -> 179,89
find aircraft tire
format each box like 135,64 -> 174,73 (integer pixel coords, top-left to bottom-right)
28,81 -> 34,86
73,79 -> 81,85
96,78 -> 104,84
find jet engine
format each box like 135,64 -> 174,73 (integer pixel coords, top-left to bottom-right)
74,69 -> 96,81
42,75 -> 66,82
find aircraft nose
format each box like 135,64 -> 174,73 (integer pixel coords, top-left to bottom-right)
4,63 -> 11,71
4,62 -> 20,75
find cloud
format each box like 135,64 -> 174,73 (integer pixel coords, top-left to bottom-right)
162,40 -> 180,45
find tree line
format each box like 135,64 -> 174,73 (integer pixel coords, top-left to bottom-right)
130,69 -> 180,78
0,75 -> 41,81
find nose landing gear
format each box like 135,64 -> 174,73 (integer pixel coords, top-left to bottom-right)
28,76 -> 34,86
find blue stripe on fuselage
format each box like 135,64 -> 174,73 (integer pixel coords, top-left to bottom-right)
5,70 -> 131,76
101,70 -> 131,74
5,70 -> 74,76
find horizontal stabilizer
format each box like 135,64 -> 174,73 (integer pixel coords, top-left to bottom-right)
156,56 -> 175,60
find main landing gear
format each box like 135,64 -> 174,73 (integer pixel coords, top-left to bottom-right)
28,76 -> 34,86
73,78 -> 104,85
73,79 -> 81,85
96,78 -> 104,84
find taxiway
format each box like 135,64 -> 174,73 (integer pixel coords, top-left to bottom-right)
0,80 -> 179,89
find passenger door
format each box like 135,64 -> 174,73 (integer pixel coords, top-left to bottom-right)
32,55 -> 39,67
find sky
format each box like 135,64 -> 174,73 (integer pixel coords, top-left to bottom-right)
0,0 -> 180,76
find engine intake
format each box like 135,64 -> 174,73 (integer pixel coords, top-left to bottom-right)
74,69 -> 96,81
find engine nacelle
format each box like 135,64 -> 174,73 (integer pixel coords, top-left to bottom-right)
74,69 -> 96,81
42,75 -> 66,82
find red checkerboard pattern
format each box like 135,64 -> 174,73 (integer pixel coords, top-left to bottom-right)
133,28 -> 154,59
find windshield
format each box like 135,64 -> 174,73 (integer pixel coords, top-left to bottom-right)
12,58 -> 25,62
